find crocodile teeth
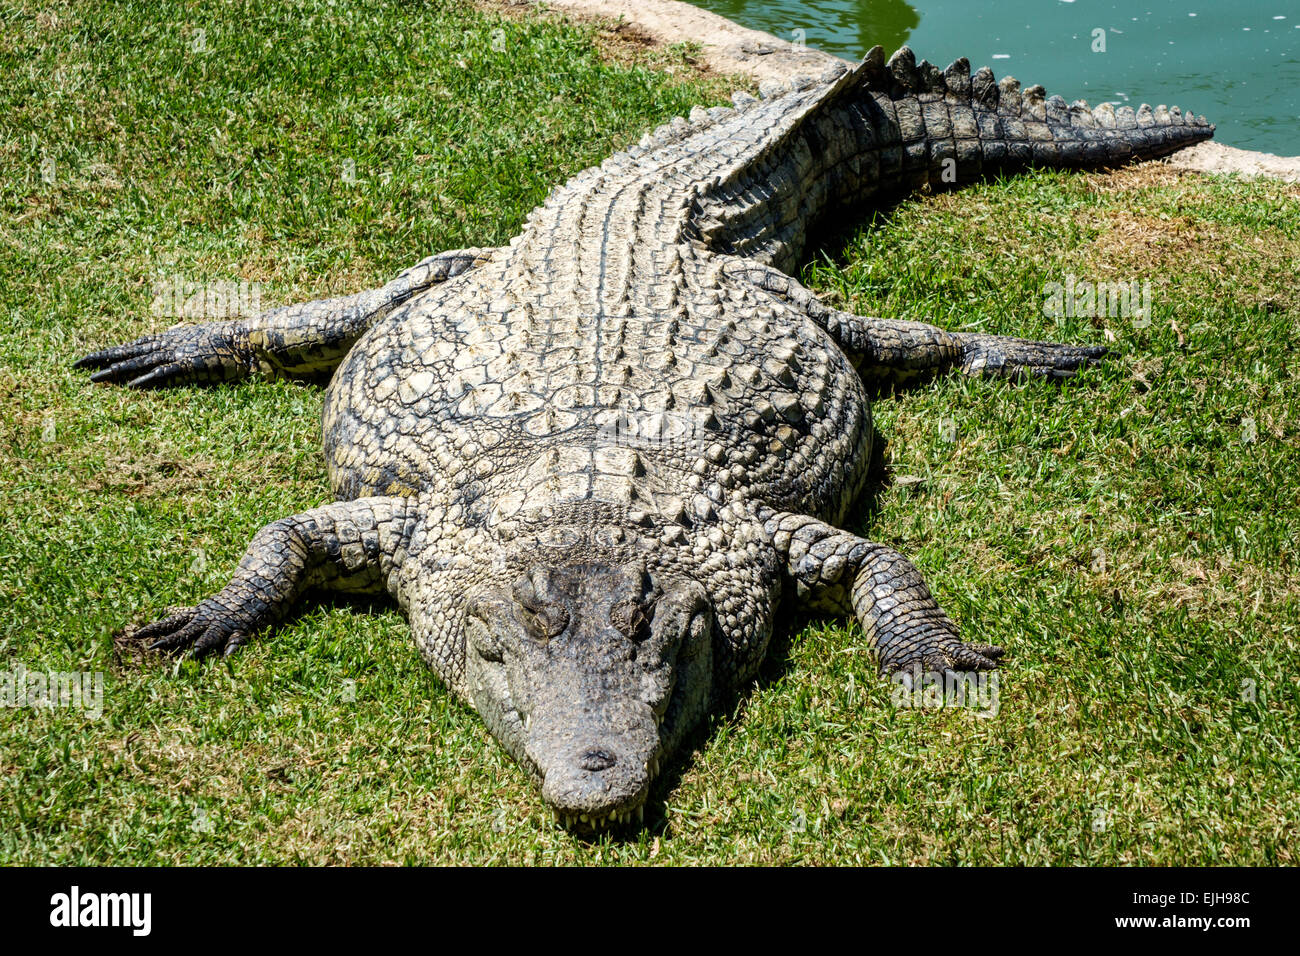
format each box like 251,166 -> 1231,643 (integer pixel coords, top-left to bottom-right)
551,806 -> 644,831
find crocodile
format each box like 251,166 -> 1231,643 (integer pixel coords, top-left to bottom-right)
77,46 -> 1213,831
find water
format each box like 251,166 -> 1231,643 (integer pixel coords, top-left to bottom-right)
690,0 -> 1300,155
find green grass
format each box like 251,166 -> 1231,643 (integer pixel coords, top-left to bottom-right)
2,0 -> 1297,864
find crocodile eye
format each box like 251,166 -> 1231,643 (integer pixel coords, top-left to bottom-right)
510,572 -> 570,640
609,598 -> 649,640
525,603 -> 570,640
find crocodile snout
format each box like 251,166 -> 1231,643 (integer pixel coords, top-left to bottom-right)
540,739 -> 651,829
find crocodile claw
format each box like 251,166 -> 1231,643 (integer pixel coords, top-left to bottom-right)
931,640 -> 1004,672
76,323 -> 249,388
135,602 -> 248,659
959,333 -> 1107,380
887,637 -> 1005,678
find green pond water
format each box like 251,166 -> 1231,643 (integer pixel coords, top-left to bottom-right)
689,0 -> 1300,155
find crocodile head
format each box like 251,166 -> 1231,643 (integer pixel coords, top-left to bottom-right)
464,558 -> 713,831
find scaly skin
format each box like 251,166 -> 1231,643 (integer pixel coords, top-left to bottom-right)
77,47 -> 1214,832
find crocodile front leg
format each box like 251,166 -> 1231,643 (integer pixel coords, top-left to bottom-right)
76,247 -> 498,387
136,496 -> 418,657
761,508 -> 1002,677
726,260 -> 1105,384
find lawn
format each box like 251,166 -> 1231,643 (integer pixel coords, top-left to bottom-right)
1,0 -> 1296,864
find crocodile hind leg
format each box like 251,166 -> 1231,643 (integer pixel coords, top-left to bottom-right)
726,260 -> 1105,385
135,497 -> 417,657
760,508 -> 1002,677
76,247 -> 498,388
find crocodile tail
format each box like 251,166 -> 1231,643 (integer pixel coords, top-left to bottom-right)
843,45 -> 1214,186
674,46 -> 1214,270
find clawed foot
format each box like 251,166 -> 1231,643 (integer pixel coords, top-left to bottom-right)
886,635 -> 1004,677
134,600 -> 253,659
75,322 -> 251,388
959,333 -> 1106,380
926,638 -> 1003,672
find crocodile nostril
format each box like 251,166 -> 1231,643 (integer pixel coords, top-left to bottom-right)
578,749 -> 617,772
